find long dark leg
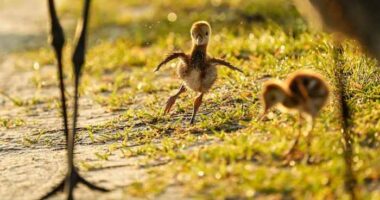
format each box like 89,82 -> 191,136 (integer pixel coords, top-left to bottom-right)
47,0 -> 69,143
40,0 -> 69,198
190,93 -> 203,124
65,0 -> 93,197
68,0 -> 107,197
41,1 -> 107,199
164,84 -> 186,115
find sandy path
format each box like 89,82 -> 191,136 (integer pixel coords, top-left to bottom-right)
0,0 -> 46,55
0,1 -> 161,199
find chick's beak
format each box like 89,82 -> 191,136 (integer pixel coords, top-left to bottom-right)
259,109 -> 268,121
196,35 -> 202,44
259,104 -> 270,121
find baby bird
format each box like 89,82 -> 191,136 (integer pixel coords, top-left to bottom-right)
155,21 -> 243,124
261,70 -> 329,157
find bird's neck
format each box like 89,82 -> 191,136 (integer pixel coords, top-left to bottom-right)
190,44 -> 207,68
271,85 -> 294,107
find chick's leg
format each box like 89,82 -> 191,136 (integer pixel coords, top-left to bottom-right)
305,117 -> 315,163
164,84 -> 186,115
190,93 -> 203,124
285,113 -> 303,156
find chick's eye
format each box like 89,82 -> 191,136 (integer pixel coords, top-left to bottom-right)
205,32 -> 209,36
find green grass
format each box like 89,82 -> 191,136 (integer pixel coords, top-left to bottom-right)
10,0 -> 380,199
0,117 -> 25,129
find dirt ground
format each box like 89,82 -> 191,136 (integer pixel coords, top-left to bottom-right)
0,1 -> 172,199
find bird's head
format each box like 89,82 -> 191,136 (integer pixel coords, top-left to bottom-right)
191,21 -> 211,46
261,81 -> 286,116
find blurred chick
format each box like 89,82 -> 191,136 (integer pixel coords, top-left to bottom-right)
262,70 -> 329,156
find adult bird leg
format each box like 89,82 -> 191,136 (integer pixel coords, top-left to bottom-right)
154,52 -> 188,72
67,0 -> 108,198
40,0 -> 70,198
47,0 -> 68,141
190,93 -> 204,124
164,84 -> 186,115
209,58 -> 244,73
41,1 -> 108,199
